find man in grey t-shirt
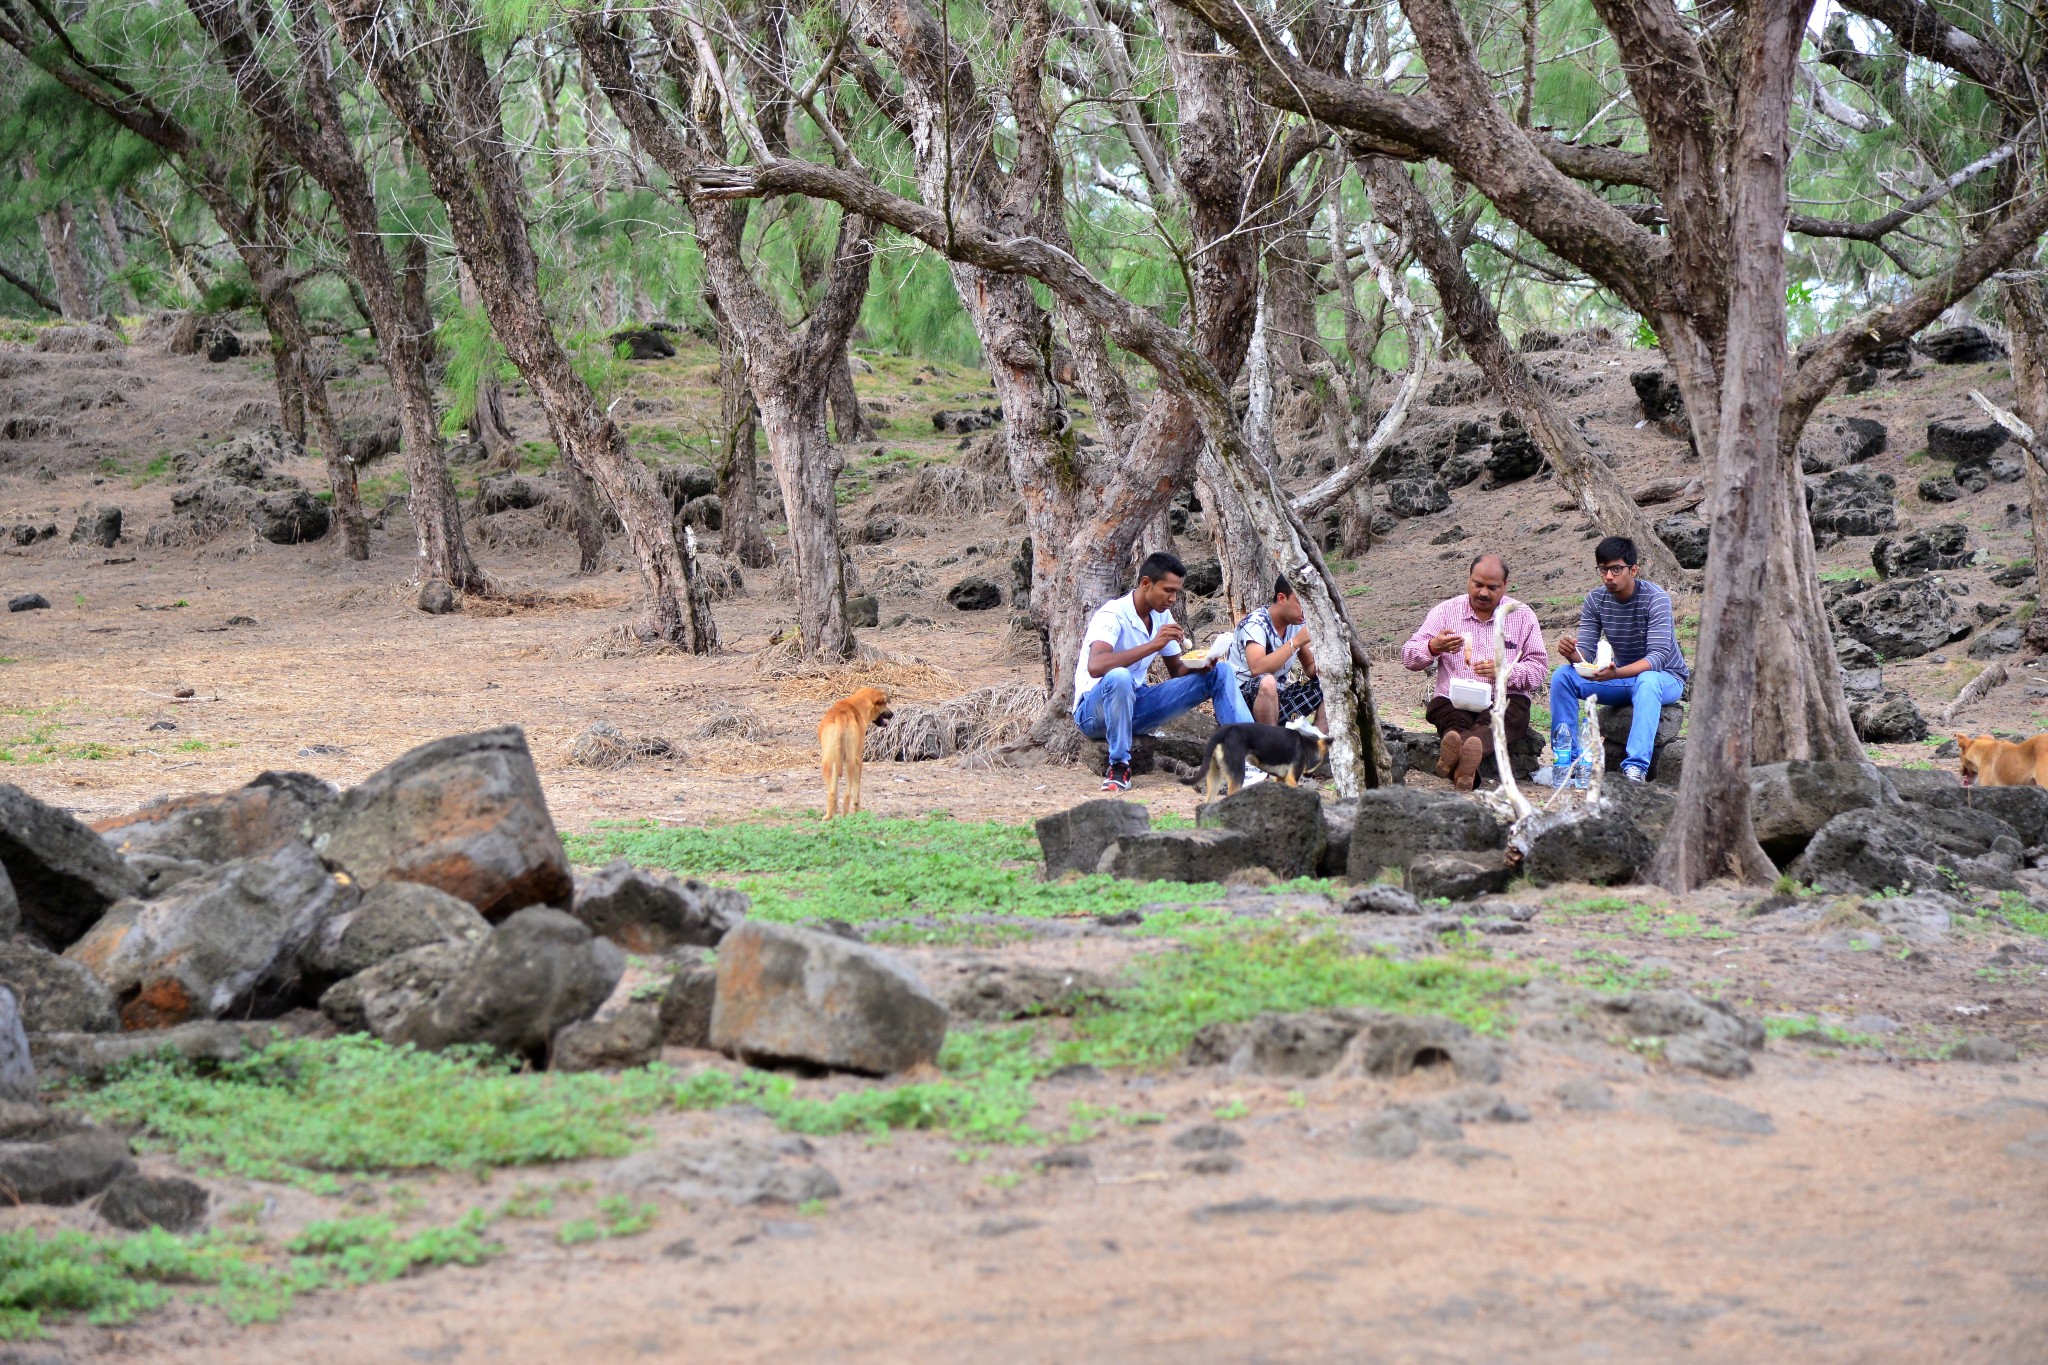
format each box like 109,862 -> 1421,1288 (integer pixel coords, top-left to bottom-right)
1548,536 -> 1688,783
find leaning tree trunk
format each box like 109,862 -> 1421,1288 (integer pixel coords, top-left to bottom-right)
1651,0 -> 1811,891
255,274 -> 369,559
2002,284 -> 2048,650
711,317 -> 772,568
20,157 -> 90,320
458,264 -> 518,467
328,0 -> 714,649
93,193 -> 137,315
1361,157 -> 1685,585
1199,450 -> 1267,622
827,349 -> 875,443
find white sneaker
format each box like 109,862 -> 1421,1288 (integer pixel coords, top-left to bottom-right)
1242,767 -> 1269,786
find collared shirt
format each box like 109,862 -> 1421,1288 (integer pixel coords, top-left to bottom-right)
1226,605 -> 1304,690
1073,593 -> 1181,710
1401,595 -> 1549,698
1575,579 -> 1688,678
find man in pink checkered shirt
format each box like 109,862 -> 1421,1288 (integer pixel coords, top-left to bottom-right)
1399,554 -> 1549,790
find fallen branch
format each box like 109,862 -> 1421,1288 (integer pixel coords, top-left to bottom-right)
1488,597 -> 1534,820
1940,661 -> 2008,726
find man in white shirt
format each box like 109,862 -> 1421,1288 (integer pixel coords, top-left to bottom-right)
1072,552 -> 1255,792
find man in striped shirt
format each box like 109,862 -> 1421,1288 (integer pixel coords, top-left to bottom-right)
1549,536 -> 1688,783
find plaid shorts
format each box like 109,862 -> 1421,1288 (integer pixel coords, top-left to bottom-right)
1241,675 -> 1324,724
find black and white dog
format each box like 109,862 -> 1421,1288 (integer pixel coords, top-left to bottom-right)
1186,716 -> 1330,801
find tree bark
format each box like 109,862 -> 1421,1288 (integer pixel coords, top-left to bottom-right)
1650,0 -> 1812,892
1198,451 -> 1266,622
2003,283 -> 2048,651
458,263 -> 519,467
710,303 -> 772,567
325,0 -> 714,648
20,157 -> 91,320
827,350 -> 875,443
571,8 -> 866,660
93,193 -> 137,315
190,0 -> 480,585
1361,156 -> 1686,585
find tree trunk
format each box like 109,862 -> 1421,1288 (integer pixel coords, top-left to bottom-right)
1198,451 -> 1266,622
1362,156 -> 1685,585
827,349 -> 875,443
758,393 -> 855,657
2007,283 -> 2048,652
327,0 -> 714,649
20,158 -> 91,320
711,310 -> 772,567
559,437 -> 607,574
458,264 -> 518,466
1651,0 -> 1812,891
93,193 -> 137,315
262,284 -> 369,559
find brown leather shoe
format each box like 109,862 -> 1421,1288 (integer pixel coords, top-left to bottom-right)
1436,733 -> 1461,780
1454,735 -> 1485,791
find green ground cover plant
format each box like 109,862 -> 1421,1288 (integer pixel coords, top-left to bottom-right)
566,812 -> 1241,924
66,1037 -> 674,1188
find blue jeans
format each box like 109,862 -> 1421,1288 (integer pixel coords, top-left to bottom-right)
1074,665 -> 1255,764
1548,667 -> 1685,774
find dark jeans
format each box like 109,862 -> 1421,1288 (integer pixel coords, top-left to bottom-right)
1425,694 -> 1532,757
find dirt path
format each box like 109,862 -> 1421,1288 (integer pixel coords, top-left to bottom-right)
93,1054 -> 2048,1364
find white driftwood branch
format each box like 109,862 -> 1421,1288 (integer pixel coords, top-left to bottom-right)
1490,596 -> 1534,819
1940,661 -> 2008,725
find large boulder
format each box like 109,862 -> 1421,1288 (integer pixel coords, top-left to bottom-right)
1806,469 -> 1897,538
1036,800 -> 1151,879
1514,805 -> 1653,886
1346,789 -> 1506,881
710,921 -> 946,1076
1892,779 -> 2048,847
1406,852 -> 1513,902
302,880 -> 489,985
1387,476 -> 1451,518
1926,414 -> 2009,462
65,841 -> 355,1029
249,490 -> 330,544
98,1173 -> 209,1232
1319,798 -> 1357,877
396,908 -> 624,1062
0,940 -> 118,1033
1851,692 -> 1929,743
1789,808 -> 1953,893
69,505 -> 122,548
945,576 -> 1003,611
30,1018 -> 311,1084
318,942 -> 475,1041
1871,525 -> 1970,579
0,1103 -> 135,1205
1197,783 -> 1326,880
1188,1008 -> 1499,1083
311,726 -> 572,921
1654,513 -> 1709,570
0,785 -> 145,948
1482,431 -> 1544,487
1831,577 -> 1961,660
570,860 -> 746,953
1594,703 -> 1685,777
1593,991 -> 1765,1078
1098,829 -> 1259,883
551,1002 -> 663,1072
94,772 -> 336,867
1797,415 -> 1887,472
1916,325 -> 2005,365
1749,761 -> 1886,864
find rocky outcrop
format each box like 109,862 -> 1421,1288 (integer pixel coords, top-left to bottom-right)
311,726 -> 572,921
710,921 -> 946,1076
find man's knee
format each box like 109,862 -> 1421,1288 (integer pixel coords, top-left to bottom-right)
1100,666 -> 1135,698
1256,676 -> 1278,701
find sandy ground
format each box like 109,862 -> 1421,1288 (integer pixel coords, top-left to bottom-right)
2,324 -> 2046,1362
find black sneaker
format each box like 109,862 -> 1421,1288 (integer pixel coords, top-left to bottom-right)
1101,761 -> 1132,792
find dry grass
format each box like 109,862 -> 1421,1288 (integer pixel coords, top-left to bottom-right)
873,464 -> 1014,518
568,722 -> 684,771
691,703 -> 769,743
866,682 -> 1045,762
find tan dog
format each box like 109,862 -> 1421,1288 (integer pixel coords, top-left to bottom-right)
820,687 -> 893,818
1955,732 -> 2048,788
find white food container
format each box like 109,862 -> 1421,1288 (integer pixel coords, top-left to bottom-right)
1448,677 -> 1493,712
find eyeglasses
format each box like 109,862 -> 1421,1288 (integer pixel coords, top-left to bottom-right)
1596,563 -> 1633,577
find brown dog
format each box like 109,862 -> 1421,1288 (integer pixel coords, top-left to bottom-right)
1956,732 -> 2048,788
820,687 -> 893,818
